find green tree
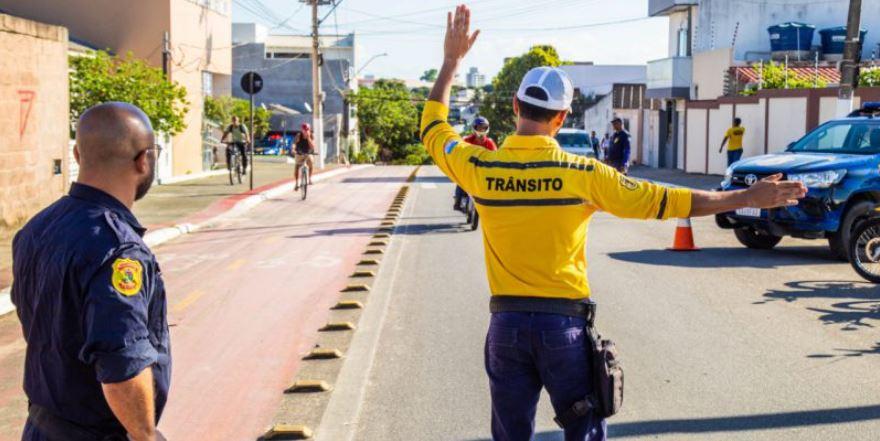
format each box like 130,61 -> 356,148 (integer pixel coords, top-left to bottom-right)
350,79 -> 419,158
420,68 -> 438,82
69,50 -> 189,135
204,95 -> 271,138
860,67 -> 880,87
481,45 -> 565,140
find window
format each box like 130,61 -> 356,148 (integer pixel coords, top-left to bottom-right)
791,121 -> 880,154
677,27 -> 689,57
202,71 -> 213,97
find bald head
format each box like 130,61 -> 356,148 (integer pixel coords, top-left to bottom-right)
76,102 -> 154,170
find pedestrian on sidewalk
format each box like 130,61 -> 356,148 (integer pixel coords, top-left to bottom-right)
605,117 -> 630,174
12,102 -> 170,441
600,133 -> 610,161
590,130 -> 600,159
293,123 -> 315,190
421,6 -> 806,441
720,117 -> 746,166
221,116 -> 250,173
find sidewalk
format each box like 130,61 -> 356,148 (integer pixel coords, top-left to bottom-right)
629,165 -> 723,190
0,157 -> 340,293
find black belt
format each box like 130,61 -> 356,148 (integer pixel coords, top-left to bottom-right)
490,296 -> 596,324
27,403 -> 127,441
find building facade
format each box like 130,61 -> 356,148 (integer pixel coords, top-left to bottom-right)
466,67 -> 486,89
645,0 -> 880,170
0,0 -> 232,179
231,23 -> 358,162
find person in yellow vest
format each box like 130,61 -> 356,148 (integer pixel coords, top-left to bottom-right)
422,6 -> 806,440
719,118 -> 745,166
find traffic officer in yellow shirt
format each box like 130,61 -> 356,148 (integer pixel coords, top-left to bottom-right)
422,6 -> 807,441
719,117 -> 746,166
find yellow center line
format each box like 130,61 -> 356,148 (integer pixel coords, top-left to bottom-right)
225,258 -> 246,271
172,289 -> 206,313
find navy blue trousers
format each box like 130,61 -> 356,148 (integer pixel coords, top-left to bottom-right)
727,149 -> 743,166
485,312 -> 607,441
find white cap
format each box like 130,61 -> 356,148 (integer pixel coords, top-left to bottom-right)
516,66 -> 574,111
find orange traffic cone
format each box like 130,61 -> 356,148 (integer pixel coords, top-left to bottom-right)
667,218 -> 699,251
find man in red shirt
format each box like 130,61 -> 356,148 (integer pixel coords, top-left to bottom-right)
455,116 -> 496,211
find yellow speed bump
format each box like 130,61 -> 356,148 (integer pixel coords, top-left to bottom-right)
332,300 -> 364,310
303,348 -> 343,360
380,222 -> 395,227
263,424 -> 313,440
320,321 -> 356,331
373,233 -> 391,239
364,249 -> 384,255
285,380 -> 332,393
342,283 -> 371,291
368,240 -> 388,247
350,271 -> 375,278
357,259 -> 380,265
377,227 -> 393,233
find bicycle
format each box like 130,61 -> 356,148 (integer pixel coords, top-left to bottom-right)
297,153 -> 317,201
848,209 -> 880,283
462,194 -> 479,231
226,142 -> 244,185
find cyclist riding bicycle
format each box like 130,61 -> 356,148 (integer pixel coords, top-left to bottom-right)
454,116 -> 497,212
221,116 -> 249,172
293,123 -> 315,191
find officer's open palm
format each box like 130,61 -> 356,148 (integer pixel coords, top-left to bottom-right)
444,5 -> 480,63
747,173 -> 807,208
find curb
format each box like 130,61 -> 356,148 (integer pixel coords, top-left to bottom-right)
0,165 -> 372,317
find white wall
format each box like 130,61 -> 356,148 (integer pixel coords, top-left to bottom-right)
767,98 -> 807,152
694,0 -> 880,62
560,65 -> 646,97
735,100 -> 766,160
693,48 -> 732,99
686,108 -> 707,173
708,104 -> 734,175
584,94 -> 613,136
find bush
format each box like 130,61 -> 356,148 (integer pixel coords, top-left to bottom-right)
860,67 -> 880,87
392,144 -> 432,165
352,138 -> 379,164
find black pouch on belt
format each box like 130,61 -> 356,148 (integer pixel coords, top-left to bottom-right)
554,303 -> 624,428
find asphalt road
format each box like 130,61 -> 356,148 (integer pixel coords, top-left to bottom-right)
340,166 -> 880,441
0,165 -> 413,440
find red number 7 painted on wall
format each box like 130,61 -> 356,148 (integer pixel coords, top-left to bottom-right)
18,90 -> 36,140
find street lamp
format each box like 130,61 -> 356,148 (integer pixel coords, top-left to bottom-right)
356,53 -> 388,76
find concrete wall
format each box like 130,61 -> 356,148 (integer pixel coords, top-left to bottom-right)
693,48 -> 732,99
666,10 -> 690,57
683,87 -> 880,174
694,0 -> 880,61
0,14 -> 69,230
560,65 -> 647,97
1,0 -> 232,177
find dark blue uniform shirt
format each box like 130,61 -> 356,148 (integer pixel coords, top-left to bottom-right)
607,130 -> 631,169
12,183 -> 170,435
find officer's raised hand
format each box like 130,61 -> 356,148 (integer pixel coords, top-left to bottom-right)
444,5 -> 480,63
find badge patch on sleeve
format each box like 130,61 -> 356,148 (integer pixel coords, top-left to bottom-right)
111,258 -> 143,296
619,175 -> 639,191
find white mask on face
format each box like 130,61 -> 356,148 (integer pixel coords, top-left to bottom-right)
475,129 -> 489,137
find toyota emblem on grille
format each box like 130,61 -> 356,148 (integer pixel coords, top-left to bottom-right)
744,174 -> 758,186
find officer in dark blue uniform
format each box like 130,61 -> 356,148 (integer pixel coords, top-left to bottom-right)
12,102 -> 170,441
605,117 -> 631,174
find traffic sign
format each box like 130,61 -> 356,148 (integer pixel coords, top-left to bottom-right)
240,72 -> 263,95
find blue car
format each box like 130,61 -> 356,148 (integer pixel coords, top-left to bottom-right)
717,102 -> 880,259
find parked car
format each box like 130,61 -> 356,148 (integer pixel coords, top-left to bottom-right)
716,102 -> 880,259
254,132 -> 293,156
556,128 -> 595,157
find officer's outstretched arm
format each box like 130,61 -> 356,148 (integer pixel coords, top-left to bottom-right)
103,369 -> 162,441
420,5 -> 482,189
690,173 -> 806,216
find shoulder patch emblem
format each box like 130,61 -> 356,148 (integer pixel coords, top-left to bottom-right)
444,140 -> 459,154
619,175 -> 639,191
111,258 -> 143,296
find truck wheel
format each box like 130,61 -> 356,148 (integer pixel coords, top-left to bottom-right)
734,227 -> 782,250
829,201 -> 876,261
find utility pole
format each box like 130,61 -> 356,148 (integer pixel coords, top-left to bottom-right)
310,0 -> 325,169
837,0 -> 863,116
162,31 -> 170,77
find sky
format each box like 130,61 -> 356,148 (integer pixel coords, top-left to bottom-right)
232,0 -> 670,80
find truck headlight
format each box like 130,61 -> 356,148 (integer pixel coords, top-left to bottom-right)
786,170 -> 846,188
721,166 -> 734,188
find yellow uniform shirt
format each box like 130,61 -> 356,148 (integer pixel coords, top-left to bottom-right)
725,126 -> 745,151
420,101 -> 692,300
